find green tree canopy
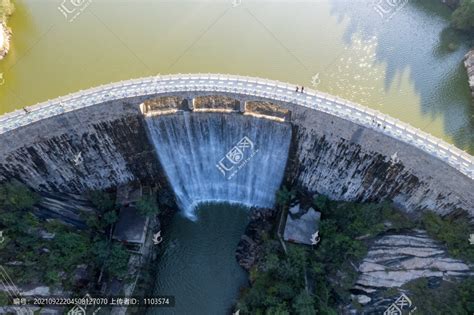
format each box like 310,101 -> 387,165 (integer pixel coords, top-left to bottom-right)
136,195 -> 160,216
451,0 -> 474,33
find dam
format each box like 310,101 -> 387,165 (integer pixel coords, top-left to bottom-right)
0,74 -> 472,219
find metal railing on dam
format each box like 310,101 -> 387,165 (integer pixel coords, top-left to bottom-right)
0,74 -> 473,180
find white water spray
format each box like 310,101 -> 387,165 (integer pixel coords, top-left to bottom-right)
145,113 -> 291,219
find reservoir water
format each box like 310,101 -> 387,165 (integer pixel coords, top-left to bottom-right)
0,0 -> 472,153
0,1 -> 473,312
148,204 -> 249,315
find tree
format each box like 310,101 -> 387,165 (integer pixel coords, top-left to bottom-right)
136,195 -> 160,216
87,190 -> 116,213
0,182 -> 40,233
50,232 -> 90,270
275,187 -> 295,208
292,291 -> 316,315
421,212 -> 474,263
92,240 -> 130,279
106,243 -> 130,279
102,210 -> 118,226
0,182 -> 38,211
451,0 -> 474,32
313,194 -> 329,212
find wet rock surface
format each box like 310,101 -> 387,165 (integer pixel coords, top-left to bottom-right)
236,208 -> 276,271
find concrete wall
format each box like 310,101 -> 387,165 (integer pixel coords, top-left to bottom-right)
287,105 -> 474,218
0,77 -> 472,218
0,98 -> 160,192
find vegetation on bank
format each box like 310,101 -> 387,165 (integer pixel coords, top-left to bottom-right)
136,195 -> 160,216
451,0 -> 474,34
236,187 -> 474,314
0,182 -> 130,295
402,277 -> 474,314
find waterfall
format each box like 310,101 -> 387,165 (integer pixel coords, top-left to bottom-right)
144,112 -> 292,219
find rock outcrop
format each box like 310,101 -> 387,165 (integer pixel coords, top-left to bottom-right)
350,230 -> 473,311
464,49 -> 474,100
236,208 -> 276,271
0,22 -> 11,60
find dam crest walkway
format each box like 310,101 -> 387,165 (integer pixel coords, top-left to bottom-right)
0,74 -> 472,179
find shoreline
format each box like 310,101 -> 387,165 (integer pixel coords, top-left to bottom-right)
464,49 -> 474,101
0,21 -> 11,60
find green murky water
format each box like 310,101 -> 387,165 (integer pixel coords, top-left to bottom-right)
0,0 -> 472,153
148,204 -> 249,315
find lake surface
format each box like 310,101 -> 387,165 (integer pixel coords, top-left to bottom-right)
0,0 -> 472,153
148,204 -> 249,315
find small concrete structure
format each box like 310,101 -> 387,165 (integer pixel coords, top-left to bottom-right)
114,182 -> 152,252
284,207 -> 321,245
33,191 -> 97,229
112,206 -> 149,252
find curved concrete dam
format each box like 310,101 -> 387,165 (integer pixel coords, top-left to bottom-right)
0,74 -> 472,219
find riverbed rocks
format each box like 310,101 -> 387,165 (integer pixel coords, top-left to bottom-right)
464,49 -> 474,100
236,208 -> 276,271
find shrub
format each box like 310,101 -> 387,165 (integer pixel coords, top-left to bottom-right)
275,187 -> 295,208
313,194 -> 329,211
102,210 -> 118,226
92,240 -> 130,279
49,232 -> 90,271
451,0 -> 474,32
136,195 -> 160,216
87,190 -> 116,213
403,277 -> 474,314
421,212 -> 474,263
0,181 -> 38,211
106,243 -> 130,279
